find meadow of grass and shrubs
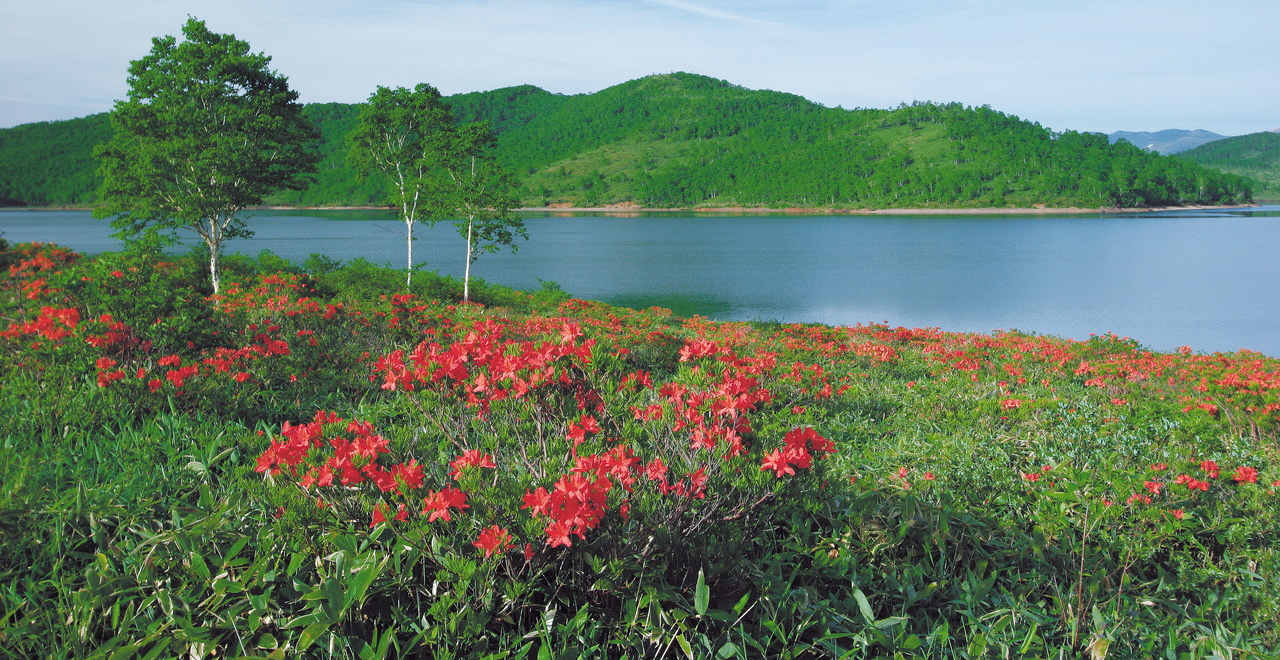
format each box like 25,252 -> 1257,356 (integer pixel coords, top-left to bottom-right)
1,235 -> 1277,658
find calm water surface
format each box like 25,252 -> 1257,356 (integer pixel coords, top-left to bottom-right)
3,207 -> 1278,356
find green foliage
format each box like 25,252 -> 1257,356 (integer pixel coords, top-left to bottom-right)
1,72 -> 1255,211
0,113 -> 110,206
347,83 -> 459,288
1177,131 -> 1280,199
4,239 -> 1280,656
432,121 -> 525,300
92,17 -> 319,293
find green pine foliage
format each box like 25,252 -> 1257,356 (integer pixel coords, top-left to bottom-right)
0,72 -> 1256,209
1177,131 -> 1280,199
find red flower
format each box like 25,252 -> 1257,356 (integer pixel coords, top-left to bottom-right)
761,449 -> 795,477
391,460 -> 425,492
473,525 -> 515,558
449,449 -> 496,479
1232,465 -> 1259,484
422,486 -> 469,522
521,487 -> 553,517
370,502 -> 390,528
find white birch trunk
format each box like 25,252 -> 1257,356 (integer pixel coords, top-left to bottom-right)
463,215 -> 474,301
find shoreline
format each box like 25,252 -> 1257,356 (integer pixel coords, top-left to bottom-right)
520,202 -> 1261,215
5,203 -> 1260,215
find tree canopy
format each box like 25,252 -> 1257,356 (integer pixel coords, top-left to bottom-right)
91,17 -> 317,292
431,122 -> 523,301
348,84 -> 455,287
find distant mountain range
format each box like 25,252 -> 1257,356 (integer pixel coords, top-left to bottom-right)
0,73 -> 1259,209
1107,129 -> 1230,154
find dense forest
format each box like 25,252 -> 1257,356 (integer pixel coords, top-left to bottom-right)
0,73 -> 1257,209
1176,131 -> 1280,199
0,113 -> 110,206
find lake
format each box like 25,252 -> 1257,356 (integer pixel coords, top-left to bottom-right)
2,206 -> 1278,357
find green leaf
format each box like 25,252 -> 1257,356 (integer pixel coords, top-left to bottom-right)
344,555 -> 388,611
675,634 -> 694,660
694,568 -> 709,616
852,584 -> 875,622
297,622 -> 332,653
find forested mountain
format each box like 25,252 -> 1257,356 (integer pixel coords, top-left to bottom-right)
0,72 -> 1255,209
1176,131 -> 1280,199
0,113 -> 110,206
1108,129 -> 1227,154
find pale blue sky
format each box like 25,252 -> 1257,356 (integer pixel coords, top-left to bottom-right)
2,0 -> 1276,135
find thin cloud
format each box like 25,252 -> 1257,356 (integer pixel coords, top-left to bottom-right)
644,0 -> 786,28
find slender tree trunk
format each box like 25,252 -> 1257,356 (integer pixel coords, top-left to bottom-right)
201,216 -> 224,295
405,217 -> 413,288
208,239 -> 222,295
463,214 -> 474,301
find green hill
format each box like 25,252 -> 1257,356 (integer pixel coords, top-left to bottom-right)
1176,131 -> 1280,199
0,113 -> 110,206
0,72 -> 1255,209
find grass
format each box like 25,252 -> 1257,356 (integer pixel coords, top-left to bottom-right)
1,239 -> 1278,658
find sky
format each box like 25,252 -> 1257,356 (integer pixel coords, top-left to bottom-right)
2,0 -> 1276,135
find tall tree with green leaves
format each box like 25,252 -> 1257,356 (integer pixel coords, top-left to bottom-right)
432,122 -> 524,301
347,84 -> 453,287
92,18 -> 317,294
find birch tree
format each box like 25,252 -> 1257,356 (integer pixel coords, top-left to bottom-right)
432,122 -> 523,301
92,18 -> 317,294
347,84 -> 453,287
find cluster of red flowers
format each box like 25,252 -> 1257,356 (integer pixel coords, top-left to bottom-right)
760,427 -> 836,478
1,305 -> 80,345
371,317 -> 597,416
249,303 -> 847,557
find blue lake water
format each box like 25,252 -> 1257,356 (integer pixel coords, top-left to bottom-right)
2,206 -> 1278,356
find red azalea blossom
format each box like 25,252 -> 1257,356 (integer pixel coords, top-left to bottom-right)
422,486 -> 469,522
761,449 -> 795,477
1232,465 -> 1259,483
449,449 -> 496,479
473,525 -> 516,558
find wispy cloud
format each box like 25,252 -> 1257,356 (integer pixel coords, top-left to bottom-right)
643,0 -> 786,28
1,0 -> 1277,134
